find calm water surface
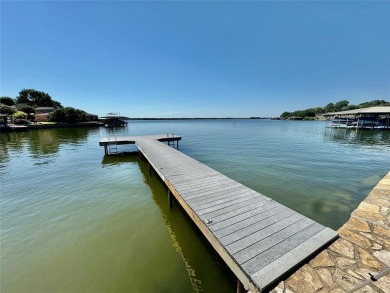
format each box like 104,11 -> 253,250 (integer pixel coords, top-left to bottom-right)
1,120 -> 389,292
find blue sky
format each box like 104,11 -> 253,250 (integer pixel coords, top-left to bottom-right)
1,1 -> 389,117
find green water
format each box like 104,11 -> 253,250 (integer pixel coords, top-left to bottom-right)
1,120 -> 389,292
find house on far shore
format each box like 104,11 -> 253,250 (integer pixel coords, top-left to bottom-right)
34,107 -> 99,123
35,107 -> 55,122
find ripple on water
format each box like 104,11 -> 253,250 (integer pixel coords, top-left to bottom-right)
1,121 -> 389,293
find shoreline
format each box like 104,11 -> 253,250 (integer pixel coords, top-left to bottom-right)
0,119 -> 318,133
0,121 -> 103,132
270,172 -> 390,293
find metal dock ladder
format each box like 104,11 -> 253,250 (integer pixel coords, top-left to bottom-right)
108,135 -> 118,155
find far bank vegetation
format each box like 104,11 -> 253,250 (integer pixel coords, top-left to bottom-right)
280,99 -> 390,120
0,89 -> 94,124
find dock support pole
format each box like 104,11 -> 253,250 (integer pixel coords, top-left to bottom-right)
104,145 -> 108,155
168,189 -> 173,208
236,279 -> 244,293
177,140 -> 179,150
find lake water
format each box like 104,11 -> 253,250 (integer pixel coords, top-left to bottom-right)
1,120 -> 389,292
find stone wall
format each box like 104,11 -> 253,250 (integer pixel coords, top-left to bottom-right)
270,172 -> 390,293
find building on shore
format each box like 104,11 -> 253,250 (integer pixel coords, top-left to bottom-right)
324,106 -> 390,129
34,107 -> 55,122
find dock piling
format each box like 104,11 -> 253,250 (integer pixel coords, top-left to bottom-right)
236,279 -> 245,293
168,189 -> 173,208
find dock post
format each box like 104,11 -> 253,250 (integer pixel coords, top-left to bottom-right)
104,145 -> 108,155
177,140 -> 179,150
236,279 -> 244,293
168,189 -> 173,208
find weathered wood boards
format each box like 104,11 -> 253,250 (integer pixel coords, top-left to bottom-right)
100,135 -> 338,292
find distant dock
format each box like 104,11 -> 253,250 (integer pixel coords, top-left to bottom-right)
99,134 -> 338,292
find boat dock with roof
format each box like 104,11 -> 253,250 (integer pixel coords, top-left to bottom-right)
100,113 -> 129,127
99,134 -> 338,292
324,106 -> 390,129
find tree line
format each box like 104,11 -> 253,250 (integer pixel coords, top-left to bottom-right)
280,99 -> 390,119
0,89 -> 91,123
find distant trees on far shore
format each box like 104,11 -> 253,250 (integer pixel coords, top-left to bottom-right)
280,99 -> 390,120
50,107 -> 88,123
0,96 -> 15,106
15,89 -> 63,109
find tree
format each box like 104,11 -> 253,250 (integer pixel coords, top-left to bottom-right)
324,103 -> 334,113
50,107 -> 87,123
52,100 -> 63,108
313,107 -> 325,114
301,109 -> 316,117
359,100 -> 390,108
15,89 -> 63,108
0,103 -> 16,115
17,104 -> 35,115
13,111 -> 27,119
343,104 -> 359,111
333,100 -> 349,112
280,112 -> 291,118
0,96 -> 15,106
280,99 -> 390,118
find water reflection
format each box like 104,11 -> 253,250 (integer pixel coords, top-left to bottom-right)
105,125 -> 129,135
139,157 -> 236,293
323,128 -> 390,148
101,152 -> 139,167
100,152 -> 235,292
0,127 -> 100,164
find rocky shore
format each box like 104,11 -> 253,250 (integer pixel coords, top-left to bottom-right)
270,172 -> 390,293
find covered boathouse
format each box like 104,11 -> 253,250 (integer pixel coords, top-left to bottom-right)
324,106 -> 390,129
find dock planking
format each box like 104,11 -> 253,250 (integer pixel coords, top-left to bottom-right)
99,135 -> 338,292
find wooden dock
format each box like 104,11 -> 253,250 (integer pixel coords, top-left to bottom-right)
99,135 -> 338,292
99,134 -> 181,154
